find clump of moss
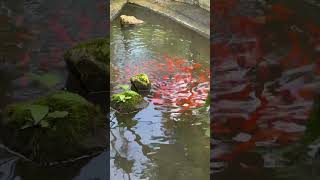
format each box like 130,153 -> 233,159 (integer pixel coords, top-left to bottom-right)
64,38 -> 109,92
111,90 -> 145,113
0,91 -> 105,164
130,73 -> 151,92
64,38 -> 109,64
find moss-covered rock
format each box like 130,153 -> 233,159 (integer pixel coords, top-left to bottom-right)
130,73 -> 151,92
111,90 -> 147,113
64,38 -> 109,93
0,91 -> 106,164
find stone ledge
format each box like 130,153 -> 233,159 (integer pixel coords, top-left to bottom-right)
110,0 -> 127,21
110,0 -> 210,38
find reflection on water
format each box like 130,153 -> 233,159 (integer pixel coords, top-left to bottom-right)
0,0 -> 108,179
212,0 -> 320,179
110,4 -> 210,180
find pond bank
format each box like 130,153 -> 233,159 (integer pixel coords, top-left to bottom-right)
110,0 -> 210,38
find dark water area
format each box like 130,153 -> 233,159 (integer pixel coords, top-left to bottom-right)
0,0 -> 108,179
212,0 -> 320,179
110,4 -> 210,180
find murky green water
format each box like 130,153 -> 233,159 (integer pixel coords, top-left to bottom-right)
110,4 -> 210,180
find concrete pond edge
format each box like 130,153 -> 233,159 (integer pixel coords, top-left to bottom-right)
110,1 -> 210,39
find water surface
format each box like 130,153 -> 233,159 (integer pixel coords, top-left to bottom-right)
110,4 -> 210,180
212,0 -> 320,179
0,0 -> 108,179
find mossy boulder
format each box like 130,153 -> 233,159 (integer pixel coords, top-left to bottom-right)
64,38 -> 109,93
0,91 -> 106,164
130,73 -> 151,92
111,90 -> 147,113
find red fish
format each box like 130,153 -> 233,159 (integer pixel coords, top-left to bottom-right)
175,58 -> 186,68
162,75 -> 169,80
193,63 -> 202,70
177,105 -> 190,113
198,72 -> 207,83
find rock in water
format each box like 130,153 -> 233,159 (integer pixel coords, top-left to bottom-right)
111,90 -> 147,113
64,38 -> 109,93
130,73 -> 151,92
120,15 -> 144,26
0,91 -> 106,164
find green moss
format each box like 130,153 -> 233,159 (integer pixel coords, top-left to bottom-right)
64,38 -> 109,64
1,91 -> 104,163
130,73 -> 151,91
111,90 -> 144,113
64,38 -> 109,92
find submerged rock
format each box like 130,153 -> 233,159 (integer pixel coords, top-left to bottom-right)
130,73 -> 151,92
64,38 -> 109,93
0,91 -> 106,164
111,90 -> 147,113
120,15 -> 144,26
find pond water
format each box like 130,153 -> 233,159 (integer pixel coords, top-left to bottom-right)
110,4 -> 210,180
0,0 -> 108,179
212,0 -> 320,179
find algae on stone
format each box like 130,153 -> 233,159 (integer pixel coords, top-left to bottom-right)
0,91 -> 105,164
130,73 -> 151,92
64,38 -> 109,93
111,90 -> 146,113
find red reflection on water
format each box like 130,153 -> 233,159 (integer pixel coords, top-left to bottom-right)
113,55 -> 210,113
212,0 -> 319,168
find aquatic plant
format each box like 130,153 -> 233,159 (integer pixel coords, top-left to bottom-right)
111,90 -> 146,113
19,104 -> 68,129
